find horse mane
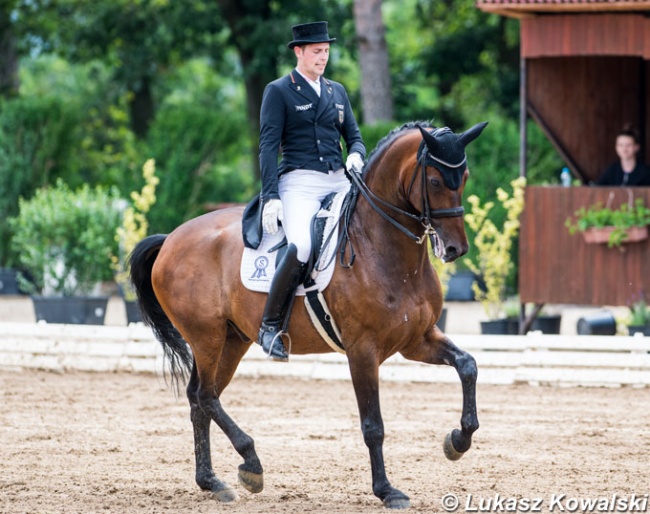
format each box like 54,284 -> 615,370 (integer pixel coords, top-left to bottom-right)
366,121 -> 434,168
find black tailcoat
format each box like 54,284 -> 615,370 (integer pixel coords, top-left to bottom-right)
259,69 -> 366,200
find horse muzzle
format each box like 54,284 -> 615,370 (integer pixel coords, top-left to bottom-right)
430,229 -> 468,263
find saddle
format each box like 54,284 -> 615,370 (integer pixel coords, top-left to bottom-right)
240,188 -> 358,354
240,187 -> 356,291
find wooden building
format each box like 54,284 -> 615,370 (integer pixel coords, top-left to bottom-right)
476,0 -> 650,318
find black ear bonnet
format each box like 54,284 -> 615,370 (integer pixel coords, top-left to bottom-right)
417,122 -> 488,190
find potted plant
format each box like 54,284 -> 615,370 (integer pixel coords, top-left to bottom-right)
502,298 -> 521,334
625,293 -> 650,336
464,177 -> 526,334
429,245 -> 457,332
0,268 -> 21,295
8,179 -> 122,324
530,308 -> 562,334
565,196 -> 650,248
112,158 -> 159,324
501,296 -> 563,335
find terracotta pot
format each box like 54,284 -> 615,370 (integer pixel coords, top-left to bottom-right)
582,226 -> 648,245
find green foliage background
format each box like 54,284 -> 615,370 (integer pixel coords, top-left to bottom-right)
0,0 -> 564,291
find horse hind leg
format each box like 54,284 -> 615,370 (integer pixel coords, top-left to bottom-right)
216,327 -> 264,494
187,328 -> 263,502
401,327 -> 479,461
187,361 -> 238,502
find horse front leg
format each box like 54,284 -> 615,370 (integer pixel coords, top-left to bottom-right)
401,326 -> 479,460
348,351 -> 410,509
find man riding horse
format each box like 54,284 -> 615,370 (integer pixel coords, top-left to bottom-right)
256,21 -> 366,362
128,19 -> 488,509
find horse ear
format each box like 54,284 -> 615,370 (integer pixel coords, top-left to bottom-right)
458,122 -> 489,147
417,125 -> 439,152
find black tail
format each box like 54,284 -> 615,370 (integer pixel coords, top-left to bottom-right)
129,234 -> 193,385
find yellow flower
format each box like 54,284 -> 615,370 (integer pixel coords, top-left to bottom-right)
112,159 -> 159,300
464,177 -> 526,319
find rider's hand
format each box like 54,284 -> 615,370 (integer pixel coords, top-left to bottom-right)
262,199 -> 283,235
346,153 -> 364,175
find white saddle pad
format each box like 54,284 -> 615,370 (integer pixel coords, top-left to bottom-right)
240,190 -> 347,295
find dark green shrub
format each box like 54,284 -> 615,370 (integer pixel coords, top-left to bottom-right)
143,103 -> 254,233
0,95 -> 82,266
18,56 -> 140,192
9,180 -> 122,296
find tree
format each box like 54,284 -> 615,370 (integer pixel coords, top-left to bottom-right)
214,1 -> 280,180
0,1 -> 19,97
353,0 -> 393,124
15,0 -> 227,139
214,0 -> 350,180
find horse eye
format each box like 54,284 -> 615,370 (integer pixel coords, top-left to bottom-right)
429,177 -> 442,188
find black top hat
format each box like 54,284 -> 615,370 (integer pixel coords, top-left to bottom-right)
287,21 -> 336,49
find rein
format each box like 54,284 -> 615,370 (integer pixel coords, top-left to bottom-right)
348,139 -> 464,245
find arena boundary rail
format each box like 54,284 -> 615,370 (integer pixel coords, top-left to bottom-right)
0,322 -> 649,387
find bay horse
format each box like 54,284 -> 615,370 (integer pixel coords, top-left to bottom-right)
129,121 -> 487,509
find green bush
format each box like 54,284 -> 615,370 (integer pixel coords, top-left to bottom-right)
9,180 -> 122,296
143,103 -> 254,233
0,58 -> 141,267
18,56 -> 140,192
0,95 -> 82,266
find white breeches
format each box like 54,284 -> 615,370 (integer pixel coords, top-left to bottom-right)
278,168 -> 350,263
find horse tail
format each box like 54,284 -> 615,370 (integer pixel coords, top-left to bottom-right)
129,234 -> 193,385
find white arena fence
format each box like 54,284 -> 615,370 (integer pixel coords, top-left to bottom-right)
0,322 -> 649,388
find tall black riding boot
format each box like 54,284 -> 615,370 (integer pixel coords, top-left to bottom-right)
258,244 -> 307,361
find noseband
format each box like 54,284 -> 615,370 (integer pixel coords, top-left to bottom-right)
349,139 -> 465,245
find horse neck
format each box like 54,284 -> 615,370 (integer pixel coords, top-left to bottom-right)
350,139 -> 429,271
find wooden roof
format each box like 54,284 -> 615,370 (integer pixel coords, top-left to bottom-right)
476,0 -> 650,18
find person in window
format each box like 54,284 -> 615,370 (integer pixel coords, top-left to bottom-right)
596,125 -> 650,186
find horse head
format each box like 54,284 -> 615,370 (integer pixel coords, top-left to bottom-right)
355,121 -> 487,263
412,122 -> 488,262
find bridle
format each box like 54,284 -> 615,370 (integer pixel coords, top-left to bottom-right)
348,139 -> 465,245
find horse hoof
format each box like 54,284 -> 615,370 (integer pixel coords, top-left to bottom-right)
443,432 -> 464,461
238,468 -> 264,494
211,485 -> 239,503
383,492 -> 411,509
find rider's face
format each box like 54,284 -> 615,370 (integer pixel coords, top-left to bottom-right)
295,43 -> 330,82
